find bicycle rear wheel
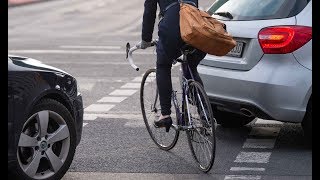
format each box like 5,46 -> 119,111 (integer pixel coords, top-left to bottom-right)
186,81 -> 216,172
140,68 -> 179,151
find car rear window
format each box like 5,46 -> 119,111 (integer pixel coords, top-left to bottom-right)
208,0 -> 310,21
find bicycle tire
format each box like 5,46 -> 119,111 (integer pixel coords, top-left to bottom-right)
140,68 -> 179,151
185,81 -> 216,172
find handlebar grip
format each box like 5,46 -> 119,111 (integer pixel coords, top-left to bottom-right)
126,39 -> 157,71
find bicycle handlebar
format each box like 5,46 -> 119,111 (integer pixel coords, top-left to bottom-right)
126,39 -> 158,71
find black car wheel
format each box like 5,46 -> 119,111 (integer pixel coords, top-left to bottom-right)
14,99 -> 76,180
212,106 -> 255,128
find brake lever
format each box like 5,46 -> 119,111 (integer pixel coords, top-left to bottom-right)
126,42 -> 130,59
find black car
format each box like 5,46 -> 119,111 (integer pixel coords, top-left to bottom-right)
8,55 -> 83,180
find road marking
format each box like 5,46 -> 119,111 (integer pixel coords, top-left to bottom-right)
249,127 -> 281,137
230,167 -> 265,172
234,152 -> 271,163
8,50 -> 155,55
80,65 -> 176,131
97,96 -> 127,103
109,89 -> 137,96
120,83 -> 141,89
78,82 -> 95,91
83,114 -> 98,121
132,77 -> 143,82
255,118 -> 283,125
82,113 -> 142,120
84,104 -> 115,113
132,76 -> 154,82
60,45 -> 121,49
224,175 -> 261,180
124,121 -> 145,128
83,123 -> 88,127
63,172 -> 226,180
242,138 -> 276,149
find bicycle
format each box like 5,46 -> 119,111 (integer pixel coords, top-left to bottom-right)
126,39 -> 216,172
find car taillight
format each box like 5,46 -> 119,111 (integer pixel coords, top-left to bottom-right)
258,26 -> 312,54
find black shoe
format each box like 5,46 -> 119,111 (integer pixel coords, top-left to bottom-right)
154,117 -> 173,132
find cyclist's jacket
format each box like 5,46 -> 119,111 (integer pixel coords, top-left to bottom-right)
142,0 -> 198,42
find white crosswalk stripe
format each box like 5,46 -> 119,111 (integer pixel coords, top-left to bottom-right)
97,96 -> 128,103
234,152 -> 271,163
84,104 -> 115,113
242,138 -> 276,149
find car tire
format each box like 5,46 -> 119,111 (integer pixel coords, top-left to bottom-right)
302,98 -> 312,147
212,106 -> 255,128
13,98 -> 76,180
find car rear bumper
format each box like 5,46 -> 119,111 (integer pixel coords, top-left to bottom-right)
198,53 -> 312,123
74,93 -> 84,146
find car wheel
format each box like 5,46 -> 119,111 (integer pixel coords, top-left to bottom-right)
212,106 -> 255,128
302,98 -> 312,147
14,99 -> 76,180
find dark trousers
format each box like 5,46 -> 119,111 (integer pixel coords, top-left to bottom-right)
156,4 -> 206,116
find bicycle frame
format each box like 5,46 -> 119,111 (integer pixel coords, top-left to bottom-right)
126,40 -> 210,131
171,50 -> 209,131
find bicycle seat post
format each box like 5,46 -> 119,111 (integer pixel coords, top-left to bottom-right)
182,50 -> 189,62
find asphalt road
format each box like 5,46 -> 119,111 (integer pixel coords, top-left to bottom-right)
8,0 -> 312,179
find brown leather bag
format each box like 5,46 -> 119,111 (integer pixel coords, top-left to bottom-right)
179,3 -> 236,56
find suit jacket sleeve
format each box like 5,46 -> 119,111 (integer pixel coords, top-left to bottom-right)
142,0 -> 157,42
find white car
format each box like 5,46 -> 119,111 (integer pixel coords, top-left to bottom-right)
198,0 -> 312,143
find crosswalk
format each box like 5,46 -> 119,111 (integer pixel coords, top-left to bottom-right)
82,72 -> 147,122
224,120 -> 283,180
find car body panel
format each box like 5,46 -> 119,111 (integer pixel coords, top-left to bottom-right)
295,0 -> 312,26
293,40 -> 312,71
199,53 -> 312,122
292,1 -> 312,70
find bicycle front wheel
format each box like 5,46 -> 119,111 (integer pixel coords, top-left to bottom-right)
186,81 -> 216,172
140,68 -> 179,151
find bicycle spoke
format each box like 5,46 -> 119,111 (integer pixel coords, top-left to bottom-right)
186,81 -> 215,172
195,130 -> 209,166
141,69 -> 179,150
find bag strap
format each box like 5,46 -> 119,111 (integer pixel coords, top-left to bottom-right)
160,0 -> 197,18
164,2 -> 179,12
179,0 -> 197,7
164,0 -> 196,11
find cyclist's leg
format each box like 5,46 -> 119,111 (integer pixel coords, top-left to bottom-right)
156,4 -> 184,120
156,43 -> 172,117
186,49 -> 207,86
154,43 -> 175,131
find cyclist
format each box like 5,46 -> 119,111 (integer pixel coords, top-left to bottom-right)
138,0 -> 206,130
